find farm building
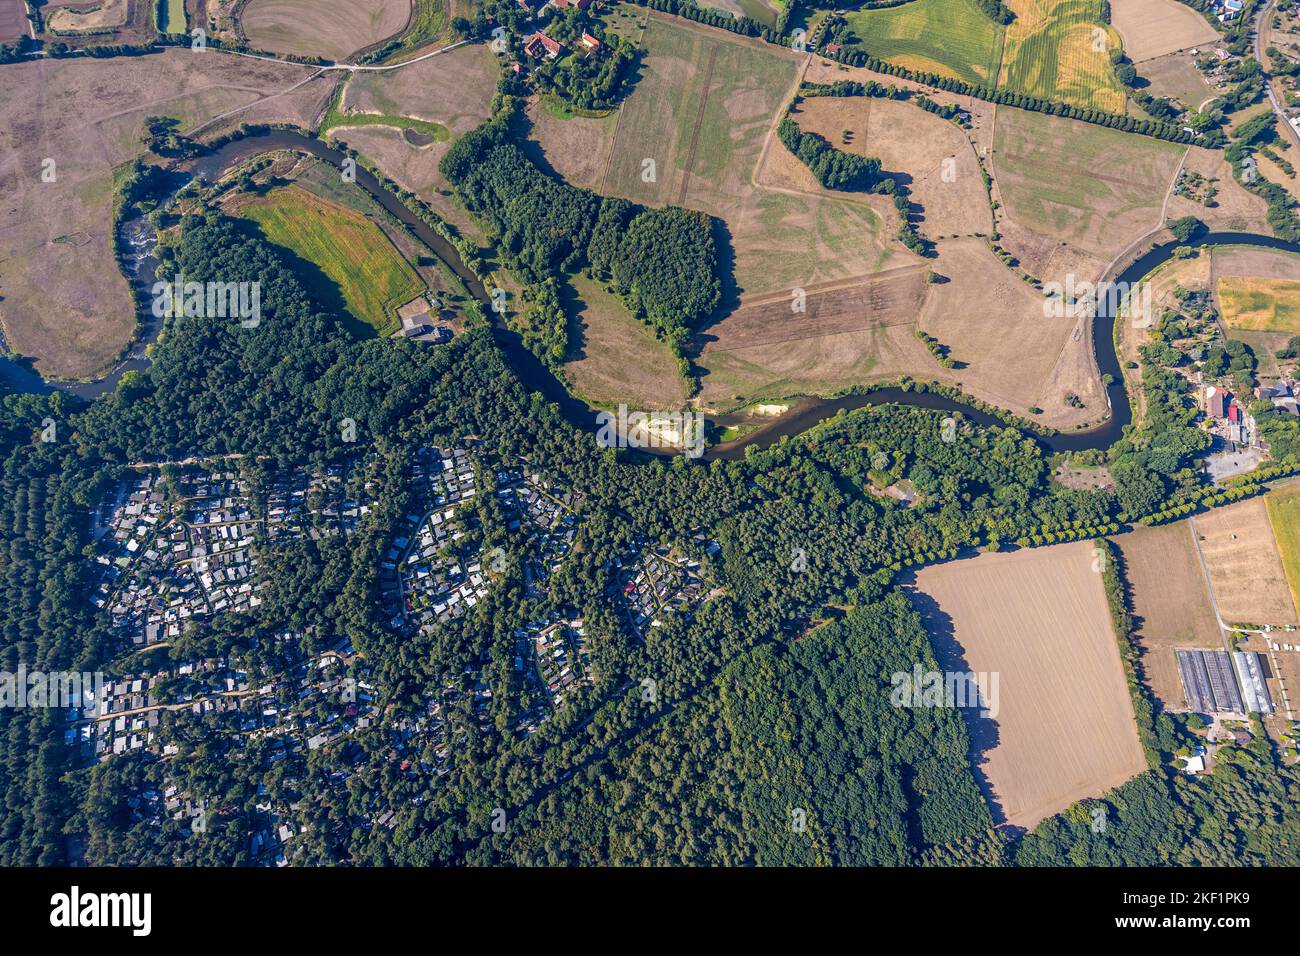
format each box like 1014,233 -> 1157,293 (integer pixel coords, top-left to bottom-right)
524,32 -> 564,59
1207,386 -> 1228,419
1175,648 -> 1274,714
1233,651 -> 1274,714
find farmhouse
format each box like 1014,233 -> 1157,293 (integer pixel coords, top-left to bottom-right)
524,31 -> 564,59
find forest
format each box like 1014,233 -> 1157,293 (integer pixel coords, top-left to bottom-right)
440,102 -> 720,343
3,124 -> 1300,867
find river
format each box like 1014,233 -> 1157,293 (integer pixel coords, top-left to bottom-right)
6,128 -> 1300,459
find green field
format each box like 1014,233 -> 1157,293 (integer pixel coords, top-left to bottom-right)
240,184 -> 425,336
842,0 -> 1007,86
998,0 -> 1125,112
386,0 -> 448,62
1267,485 -> 1300,620
1218,276 -> 1300,333
321,86 -> 451,140
155,0 -> 187,34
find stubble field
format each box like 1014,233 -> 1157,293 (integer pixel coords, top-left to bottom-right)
240,0 -> 411,61
789,94 -> 994,238
1194,497 -> 1300,627
1109,0 -> 1219,63
1114,521 -> 1223,710
991,105 -> 1183,270
912,541 -> 1147,829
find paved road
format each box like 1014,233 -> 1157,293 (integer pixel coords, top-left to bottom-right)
1254,0 -> 1300,151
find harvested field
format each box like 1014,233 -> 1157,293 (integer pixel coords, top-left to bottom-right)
1110,0 -> 1218,63
1213,247 -> 1300,366
698,321 -> 935,409
0,0 -> 22,40
697,264 -> 930,352
999,0 -> 1127,112
47,0 -> 127,31
342,42 -> 496,132
237,183 -> 425,336
1212,244 -> 1300,281
1217,275 -> 1300,333
1164,145 -> 1271,233
603,15 -> 905,306
991,106 -> 1184,265
912,541 -> 1147,829
526,98 -> 618,191
840,0 -> 1007,86
1115,522 -> 1222,710
240,0 -> 410,61
918,237 -> 1103,429
789,95 -> 993,237
1140,50 -> 1218,110
1193,496 -> 1299,627
562,275 -> 688,409
0,51 -> 326,380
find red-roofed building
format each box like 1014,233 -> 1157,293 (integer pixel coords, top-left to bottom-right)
551,0 -> 592,8
581,31 -> 601,50
524,31 -> 564,59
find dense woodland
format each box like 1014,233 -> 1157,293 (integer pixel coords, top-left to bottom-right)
3,207 -> 1300,865
5,2 -> 1300,867
440,99 -> 720,359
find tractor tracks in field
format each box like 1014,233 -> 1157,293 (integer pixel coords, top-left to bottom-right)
677,43 -> 719,207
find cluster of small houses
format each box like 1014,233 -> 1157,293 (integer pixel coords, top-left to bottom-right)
380,445 -> 486,629
264,466 -> 374,541
91,471 -> 264,648
496,462 -> 582,595
90,465 -> 375,648
521,618 -> 591,711
65,444 -> 720,862
611,534 -> 717,639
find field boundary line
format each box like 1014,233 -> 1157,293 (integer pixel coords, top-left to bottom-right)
730,262 -> 932,308
1187,515 -> 1236,653
750,48 -> 811,189
1040,142 -> 1193,421
677,42 -> 719,206
186,71 -> 333,138
700,316 -> 918,352
210,38 -> 468,73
